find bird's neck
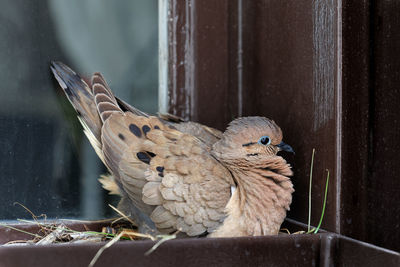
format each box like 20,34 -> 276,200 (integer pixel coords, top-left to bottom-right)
210,156 -> 294,237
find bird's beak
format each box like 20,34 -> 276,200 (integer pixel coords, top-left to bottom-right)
277,141 -> 295,154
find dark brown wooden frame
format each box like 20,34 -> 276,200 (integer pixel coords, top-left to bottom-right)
0,1 -> 399,265
160,0 -> 400,252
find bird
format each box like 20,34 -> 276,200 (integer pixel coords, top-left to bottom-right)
50,61 -> 295,237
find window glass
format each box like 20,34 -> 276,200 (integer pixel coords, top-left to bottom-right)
0,0 -> 158,220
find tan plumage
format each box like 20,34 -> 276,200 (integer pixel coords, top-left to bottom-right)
51,62 -> 294,237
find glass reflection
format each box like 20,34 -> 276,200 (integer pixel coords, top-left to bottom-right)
0,0 -> 158,220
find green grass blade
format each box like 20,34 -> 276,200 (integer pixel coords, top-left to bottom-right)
314,169 -> 330,234
308,148 -> 316,232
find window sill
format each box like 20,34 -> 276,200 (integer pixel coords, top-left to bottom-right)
0,219 -> 398,267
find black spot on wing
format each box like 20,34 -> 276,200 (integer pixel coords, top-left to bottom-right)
118,133 -> 125,140
142,125 -> 151,135
147,151 -> 156,157
129,124 -> 142,138
246,153 -> 259,157
156,166 -> 164,172
157,166 -> 164,177
154,125 -> 160,130
137,152 -> 151,164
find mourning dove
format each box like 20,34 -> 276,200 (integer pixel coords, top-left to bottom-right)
50,62 -> 294,237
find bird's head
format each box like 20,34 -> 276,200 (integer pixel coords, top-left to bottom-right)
212,117 -> 294,166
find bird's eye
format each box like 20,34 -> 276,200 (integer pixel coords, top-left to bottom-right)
258,136 -> 271,145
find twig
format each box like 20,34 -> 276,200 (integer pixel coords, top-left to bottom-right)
279,228 -> 291,234
36,225 -> 67,245
88,232 -> 124,267
4,240 -> 33,246
145,231 -> 179,256
59,218 -> 121,224
0,223 -> 42,239
108,204 -> 137,226
13,202 -> 47,226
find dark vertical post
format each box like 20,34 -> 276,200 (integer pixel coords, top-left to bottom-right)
340,0 -> 371,246
164,0 -> 400,251
166,0 -> 239,130
366,1 -> 400,251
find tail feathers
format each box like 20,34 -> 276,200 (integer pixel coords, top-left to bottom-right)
91,72 -> 123,122
116,97 -> 149,117
98,174 -> 121,195
51,61 -> 103,141
51,61 -> 126,165
51,61 -> 124,132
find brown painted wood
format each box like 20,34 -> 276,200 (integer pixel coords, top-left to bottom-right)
1,223 -> 399,267
167,0 -> 239,130
340,0 -> 371,245
165,0 -> 400,251
366,0 -> 400,251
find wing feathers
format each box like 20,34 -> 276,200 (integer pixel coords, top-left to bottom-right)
142,182 -> 163,205
99,112 -> 234,236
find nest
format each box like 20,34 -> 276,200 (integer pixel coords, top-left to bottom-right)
1,203 -> 177,267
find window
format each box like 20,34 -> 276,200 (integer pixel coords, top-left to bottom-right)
0,0 -> 158,220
